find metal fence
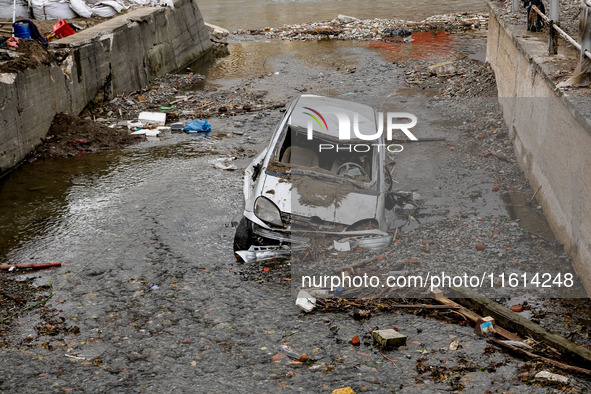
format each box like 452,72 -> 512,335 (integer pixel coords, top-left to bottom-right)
513,0 -> 591,63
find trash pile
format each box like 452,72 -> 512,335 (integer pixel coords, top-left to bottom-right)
93,73 -> 284,125
235,13 -> 489,41
0,0 -> 174,20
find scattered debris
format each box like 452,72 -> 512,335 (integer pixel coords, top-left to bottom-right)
235,245 -> 291,263
184,119 -> 211,133
331,388 -> 355,394
138,111 -> 166,126
450,286 -> 591,367
209,157 -> 237,171
500,340 -> 533,350
449,340 -> 460,350
333,239 -> 351,252
474,316 -> 496,336
489,338 -> 591,376
372,329 -> 407,348
296,290 -> 316,313
235,13 -> 489,41
534,370 -> 570,385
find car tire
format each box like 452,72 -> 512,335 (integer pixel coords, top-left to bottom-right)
234,217 -> 254,252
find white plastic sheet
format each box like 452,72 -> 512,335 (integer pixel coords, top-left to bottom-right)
31,0 -> 78,20
0,0 -> 29,19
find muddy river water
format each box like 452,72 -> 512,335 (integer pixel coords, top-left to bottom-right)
2,2 -> 591,393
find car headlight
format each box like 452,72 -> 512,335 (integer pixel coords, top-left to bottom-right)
254,197 -> 283,227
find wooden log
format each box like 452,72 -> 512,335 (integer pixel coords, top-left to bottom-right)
450,286 -> 591,368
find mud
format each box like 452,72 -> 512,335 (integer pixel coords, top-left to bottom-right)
33,113 -> 142,159
292,176 -> 348,208
0,39 -> 54,73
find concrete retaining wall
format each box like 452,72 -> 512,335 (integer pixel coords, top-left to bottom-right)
487,2 -> 591,295
0,0 -> 211,175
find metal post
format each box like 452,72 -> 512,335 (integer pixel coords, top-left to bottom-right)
512,0 -> 520,12
549,0 -> 559,22
549,22 -> 558,54
549,0 -> 560,54
582,1 -> 591,62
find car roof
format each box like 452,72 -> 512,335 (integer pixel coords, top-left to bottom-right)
288,95 -> 378,140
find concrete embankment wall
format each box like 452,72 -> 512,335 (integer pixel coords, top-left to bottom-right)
487,2 -> 591,295
0,0 -> 212,174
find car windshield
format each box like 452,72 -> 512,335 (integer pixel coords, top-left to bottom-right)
267,126 -> 379,191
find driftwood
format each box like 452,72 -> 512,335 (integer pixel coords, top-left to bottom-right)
488,338 -> 591,377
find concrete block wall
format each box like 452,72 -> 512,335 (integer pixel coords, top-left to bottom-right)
0,0 -> 212,175
487,2 -> 591,295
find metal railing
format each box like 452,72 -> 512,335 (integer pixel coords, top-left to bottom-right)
525,1 -> 591,63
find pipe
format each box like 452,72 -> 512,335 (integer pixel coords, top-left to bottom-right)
12,0 -> 16,37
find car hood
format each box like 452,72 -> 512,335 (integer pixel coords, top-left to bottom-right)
261,173 -> 379,226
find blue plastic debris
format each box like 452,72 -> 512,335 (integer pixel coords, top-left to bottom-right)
184,119 -> 211,133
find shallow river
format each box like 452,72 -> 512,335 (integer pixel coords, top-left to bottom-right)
2,2 -> 590,392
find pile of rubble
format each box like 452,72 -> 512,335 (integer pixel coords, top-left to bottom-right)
234,13 -> 489,41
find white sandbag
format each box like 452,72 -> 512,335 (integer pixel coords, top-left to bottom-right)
90,6 -> 116,18
31,0 -> 78,20
0,0 -> 29,19
91,1 -> 123,17
69,0 -> 93,18
98,0 -> 123,12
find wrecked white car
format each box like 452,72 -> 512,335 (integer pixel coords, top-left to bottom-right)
234,95 -> 396,254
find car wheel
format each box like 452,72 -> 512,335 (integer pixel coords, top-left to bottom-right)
234,217 -> 255,252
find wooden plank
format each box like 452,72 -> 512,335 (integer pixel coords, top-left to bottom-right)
450,286 -> 591,368
432,288 -> 522,342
